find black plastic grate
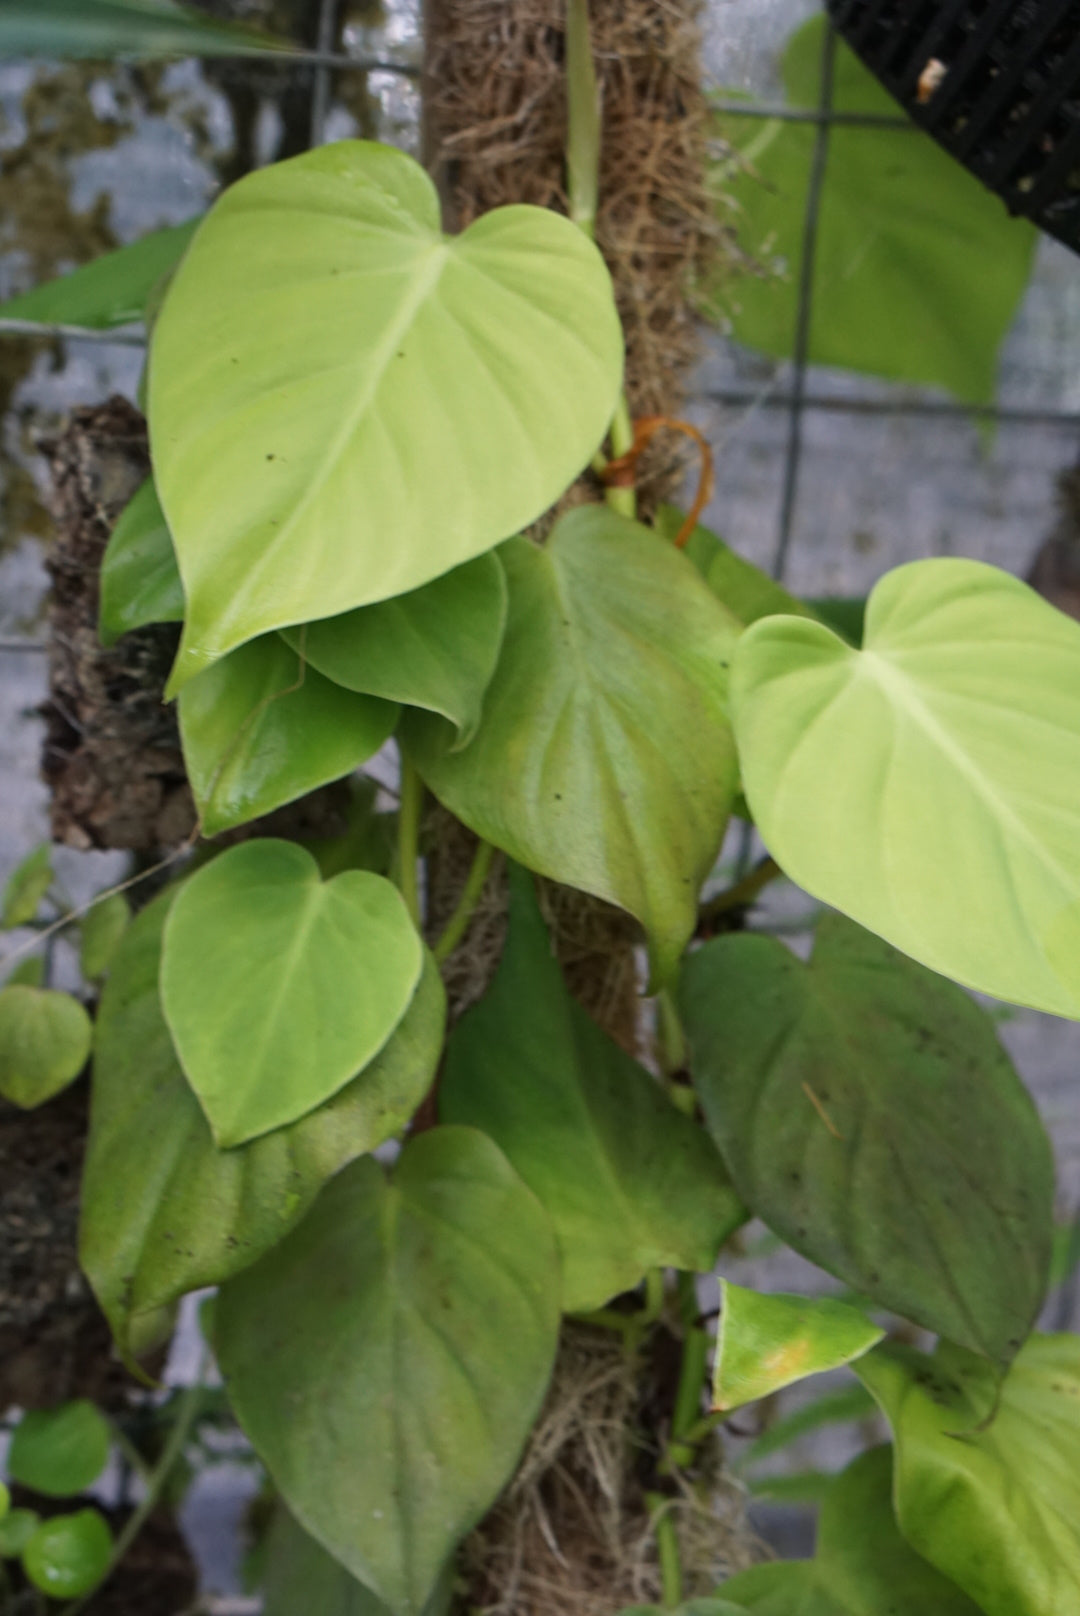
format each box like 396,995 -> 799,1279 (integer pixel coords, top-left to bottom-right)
826,0 -> 1080,254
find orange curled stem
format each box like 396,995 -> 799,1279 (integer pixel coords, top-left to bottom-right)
601,415 -> 714,547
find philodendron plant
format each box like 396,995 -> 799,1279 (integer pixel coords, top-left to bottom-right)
3,3 -> 1080,1613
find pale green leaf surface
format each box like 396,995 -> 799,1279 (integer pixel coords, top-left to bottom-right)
282,552 -> 506,747
98,478 -> 184,645
0,987 -> 92,1109
731,557 -> 1080,1018
8,1403 -> 110,1499
857,1335 -> 1080,1616
78,894 -> 130,980
406,508 -> 739,983
721,1446 -> 981,1615
2,844 -> 53,928
149,141 -> 623,687
709,18 -> 1037,406
216,1128 -> 560,1616
178,634 -> 398,835
160,840 -> 422,1145
0,223 -> 197,331
714,1281 -> 882,1413
0,0 -> 292,58
82,892 -> 444,1356
681,914 -> 1054,1365
441,867 -> 744,1311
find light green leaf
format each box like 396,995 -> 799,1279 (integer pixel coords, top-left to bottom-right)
78,893 -> 130,980
98,478 -> 184,645
681,915 -> 1054,1366
0,0 -> 292,58
160,840 -> 422,1146
732,557 -> 1080,1018
0,224 -> 197,332
178,634 -> 398,836
0,1510 -> 39,1558
0,986 -> 92,1109
82,891 -> 444,1356
709,17 -> 1038,406
857,1335 -> 1080,1616
21,1510 -> 113,1601
721,1446 -> 981,1615
441,866 -> 744,1311
217,1127 -> 561,1616
282,552 -> 507,748
261,1509 -> 454,1616
406,508 -> 739,984
2,845 -> 54,929
714,1281 -> 882,1413
148,140 -> 623,689
657,506 -> 813,627
8,1403 -> 110,1498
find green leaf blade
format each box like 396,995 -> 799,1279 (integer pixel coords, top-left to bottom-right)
714,1281 -> 882,1413
0,0 -> 294,58
0,223 -> 197,331
8,1403 -> 111,1499
0,986 -> 92,1109
98,478 -> 185,645
2,845 -> 54,929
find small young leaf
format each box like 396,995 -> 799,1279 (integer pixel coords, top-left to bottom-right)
0,1510 -> 40,1558
2,845 -> 54,928
0,986 -> 92,1109
714,1282 -> 883,1413
0,0 -> 293,58
281,552 -> 507,748
217,1128 -> 560,1616
406,508 -> 739,984
4,956 -> 45,989
9,1402 -> 111,1498
21,1510 -> 113,1601
149,141 -> 624,689
857,1336 -> 1080,1616
681,916 -> 1054,1368
98,479 -> 185,645
441,867 -> 744,1310
178,634 -> 398,836
0,223 -> 197,332
160,840 -> 423,1146
82,891 -> 444,1357
721,1446 -> 981,1615
656,506 -> 813,627
78,894 -> 130,981
731,556 -> 1080,1018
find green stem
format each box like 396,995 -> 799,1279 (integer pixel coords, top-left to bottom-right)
605,396 -> 636,520
397,756 -> 424,928
656,987 -> 687,1080
663,1272 -> 711,1472
646,1492 -> 683,1608
565,0 -> 599,238
700,855 -> 781,923
433,840 -> 496,964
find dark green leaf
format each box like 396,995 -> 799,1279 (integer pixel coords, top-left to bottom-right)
0,223 -> 197,330
406,508 -> 739,984
2,845 -> 53,928
0,0 -> 293,58
98,479 -> 184,645
178,634 -> 398,836
217,1127 -> 561,1616
721,1445 -> 980,1614
680,915 -> 1054,1366
857,1335 -> 1080,1616
441,867 -> 744,1310
282,553 -> 507,748
300,777 -> 395,880
9,1403 -> 110,1498
708,17 -> 1038,406
83,891 -> 443,1355
0,986 -> 92,1108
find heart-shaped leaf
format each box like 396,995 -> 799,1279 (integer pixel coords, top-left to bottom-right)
98,479 -> 185,646
0,224 -> 197,333
713,1282 -> 883,1413
0,0 -> 293,57
680,916 -> 1054,1366
149,141 -> 623,688
731,557 -> 1080,1018
216,1127 -> 560,1616
160,840 -> 422,1145
857,1335 -> 1080,1616
82,892 -> 444,1356
406,508 -> 739,983
281,552 -> 506,748
178,635 -> 398,835
441,867 -> 744,1310
8,1403 -> 110,1499
720,1445 -> 981,1615
0,987 -> 92,1110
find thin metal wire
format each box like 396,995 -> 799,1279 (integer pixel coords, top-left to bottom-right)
309,0 -> 340,148
711,98 -> 910,129
0,640 -> 47,653
701,388 -> 1080,429
0,318 -> 147,344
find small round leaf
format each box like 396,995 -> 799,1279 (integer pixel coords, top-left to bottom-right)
8,1401 -> 111,1497
21,1509 -> 113,1599
0,986 -> 92,1109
